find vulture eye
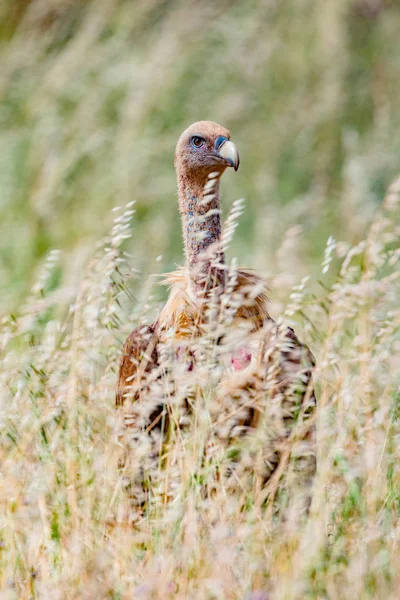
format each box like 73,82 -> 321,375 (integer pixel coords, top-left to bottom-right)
191,136 -> 205,149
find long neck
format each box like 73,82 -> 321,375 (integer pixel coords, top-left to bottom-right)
178,170 -> 226,294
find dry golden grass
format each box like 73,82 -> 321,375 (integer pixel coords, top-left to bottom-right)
1,1 -> 400,598
1,178 -> 399,599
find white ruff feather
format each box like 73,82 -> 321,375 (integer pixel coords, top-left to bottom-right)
157,266 -> 269,338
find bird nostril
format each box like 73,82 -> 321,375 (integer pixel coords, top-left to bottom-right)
215,136 -> 228,151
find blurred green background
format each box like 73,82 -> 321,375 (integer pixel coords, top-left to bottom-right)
1,0 -> 399,312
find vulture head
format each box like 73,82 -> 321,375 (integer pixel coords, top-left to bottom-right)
175,121 -> 240,280
175,121 -> 240,182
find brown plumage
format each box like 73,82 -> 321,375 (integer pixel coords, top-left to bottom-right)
116,121 -> 316,512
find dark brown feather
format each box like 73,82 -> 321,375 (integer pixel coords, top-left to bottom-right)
116,324 -> 159,407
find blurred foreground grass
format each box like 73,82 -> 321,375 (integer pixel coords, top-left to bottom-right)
0,172 -> 399,598
1,1 -> 400,598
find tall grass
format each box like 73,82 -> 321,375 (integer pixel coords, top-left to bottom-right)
1,0 -> 400,309
1,1 -> 400,598
1,176 -> 399,598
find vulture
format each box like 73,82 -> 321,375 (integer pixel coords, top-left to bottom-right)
116,121 -> 316,514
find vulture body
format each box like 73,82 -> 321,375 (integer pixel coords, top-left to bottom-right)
117,122 -> 316,513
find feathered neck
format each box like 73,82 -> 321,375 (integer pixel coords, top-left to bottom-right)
177,168 -> 225,295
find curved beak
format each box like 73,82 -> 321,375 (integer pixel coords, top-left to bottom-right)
218,140 -> 240,172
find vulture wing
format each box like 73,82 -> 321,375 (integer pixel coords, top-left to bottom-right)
260,322 -> 316,497
116,324 -> 160,407
215,317 -> 316,498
